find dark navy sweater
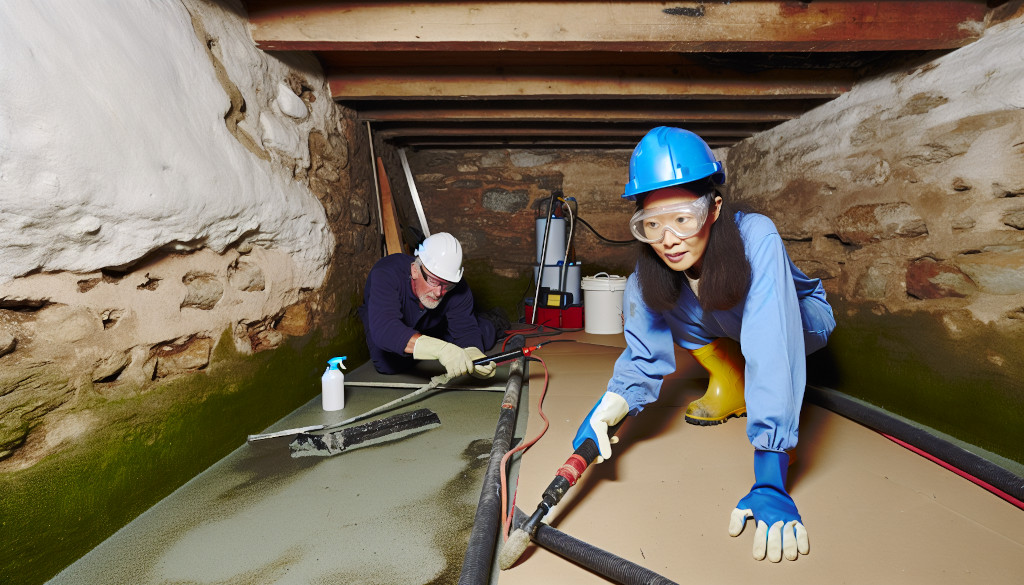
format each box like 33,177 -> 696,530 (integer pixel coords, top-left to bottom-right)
357,253 -> 485,374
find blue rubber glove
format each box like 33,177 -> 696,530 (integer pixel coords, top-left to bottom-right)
572,392 -> 628,463
729,450 -> 809,562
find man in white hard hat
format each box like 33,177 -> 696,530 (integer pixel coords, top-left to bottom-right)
358,232 -> 508,379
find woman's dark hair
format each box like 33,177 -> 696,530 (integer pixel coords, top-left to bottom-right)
635,178 -> 752,313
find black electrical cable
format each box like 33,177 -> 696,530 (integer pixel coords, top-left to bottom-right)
559,195 -> 634,246
505,323 -> 584,340
575,216 -> 635,245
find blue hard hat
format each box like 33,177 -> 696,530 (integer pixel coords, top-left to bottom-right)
622,127 -> 725,200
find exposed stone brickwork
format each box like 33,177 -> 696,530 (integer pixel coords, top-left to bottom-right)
906,257 -> 976,299
0,2 -> 379,470
722,16 -> 1024,461
404,149 -> 637,282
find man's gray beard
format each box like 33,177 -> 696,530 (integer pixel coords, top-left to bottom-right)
419,294 -> 440,309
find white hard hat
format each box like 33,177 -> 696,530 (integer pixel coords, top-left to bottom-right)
415,232 -> 463,282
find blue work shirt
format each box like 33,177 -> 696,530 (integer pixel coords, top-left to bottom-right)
609,212 -> 835,452
358,253 -> 486,374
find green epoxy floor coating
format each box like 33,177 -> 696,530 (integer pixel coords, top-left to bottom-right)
46,378 -> 517,585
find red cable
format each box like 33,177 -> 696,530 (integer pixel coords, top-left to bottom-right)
881,433 -> 1024,510
499,355 -> 551,541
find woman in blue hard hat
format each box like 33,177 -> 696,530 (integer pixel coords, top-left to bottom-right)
572,126 -> 835,562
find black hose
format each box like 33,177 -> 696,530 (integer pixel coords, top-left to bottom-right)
510,507 -> 680,585
805,385 -> 1024,505
457,337 -> 527,585
575,216 -> 635,245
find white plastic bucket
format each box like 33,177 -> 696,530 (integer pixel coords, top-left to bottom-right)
581,273 -> 628,334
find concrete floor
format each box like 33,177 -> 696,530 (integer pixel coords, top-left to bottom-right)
47,331 -> 1024,585
47,362 -> 517,585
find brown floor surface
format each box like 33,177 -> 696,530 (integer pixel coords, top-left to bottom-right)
499,333 -> 1024,584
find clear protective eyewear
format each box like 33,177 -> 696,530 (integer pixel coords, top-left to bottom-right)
419,262 -> 454,293
629,195 -> 712,244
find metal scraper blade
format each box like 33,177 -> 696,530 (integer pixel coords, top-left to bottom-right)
289,408 -> 441,458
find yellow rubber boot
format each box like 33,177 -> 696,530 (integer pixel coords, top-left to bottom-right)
684,338 -> 746,426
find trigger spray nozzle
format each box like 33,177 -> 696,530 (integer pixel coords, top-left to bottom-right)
327,356 -> 347,371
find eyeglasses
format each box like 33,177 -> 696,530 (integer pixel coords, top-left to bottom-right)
419,263 -> 454,293
628,195 -> 712,244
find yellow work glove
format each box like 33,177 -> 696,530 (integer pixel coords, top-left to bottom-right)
464,347 -> 496,379
413,335 -> 474,379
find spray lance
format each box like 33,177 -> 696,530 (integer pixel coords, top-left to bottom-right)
498,420 -> 625,569
471,341 -> 547,367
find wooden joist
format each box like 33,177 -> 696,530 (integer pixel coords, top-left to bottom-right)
247,1 -> 988,52
353,99 -> 830,125
241,0 -> 993,148
328,66 -> 853,100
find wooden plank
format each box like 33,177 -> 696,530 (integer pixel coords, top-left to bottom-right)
316,50 -> 910,69
375,157 -> 405,255
385,139 -> 737,149
327,66 -> 853,99
372,126 -> 757,149
355,99 -> 825,123
247,1 -> 988,52
318,50 -> 720,69
373,126 -> 758,139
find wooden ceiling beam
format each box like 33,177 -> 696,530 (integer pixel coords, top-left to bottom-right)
366,117 -> 759,146
373,126 -> 757,139
385,136 -> 742,149
316,50 -> 902,69
247,1 -> 988,53
357,106 -> 803,124
398,139 -> 733,149
354,98 -> 828,118
327,66 -> 852,99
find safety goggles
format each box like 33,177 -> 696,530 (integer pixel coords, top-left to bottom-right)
629,195 -> 712,244
419,263 -> 454,293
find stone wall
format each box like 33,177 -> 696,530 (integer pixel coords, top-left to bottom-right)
0,0 -> 377,469
0,2 -> 378,581
401,148 -> 637,315
724,15 -> 1024,463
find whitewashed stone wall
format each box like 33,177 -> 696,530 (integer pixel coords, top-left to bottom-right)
0,0 -> 374,468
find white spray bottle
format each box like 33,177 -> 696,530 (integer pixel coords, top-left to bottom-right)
321,356 -> 347,411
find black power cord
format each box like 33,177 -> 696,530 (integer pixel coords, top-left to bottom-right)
575,216 -> 634,245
